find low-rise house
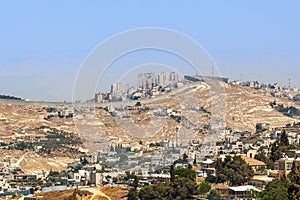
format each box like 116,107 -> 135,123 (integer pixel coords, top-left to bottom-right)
249,175 -> 274,188
285,150 -> 300,158
231,141 -> 244,153
228,185 -> 261,199
90,172 -> 102,186
246,149 -> 258,159
241,155 -> 266,173
143,173 -> 170,183
274,157 -> 294,179
199,159 -> 216,177
14,174 -> 37,181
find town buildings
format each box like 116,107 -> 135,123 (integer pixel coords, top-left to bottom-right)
110,83 -> 129,101
95,72 -> 180,102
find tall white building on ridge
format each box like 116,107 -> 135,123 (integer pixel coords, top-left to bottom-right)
138,73 -> 157,90
139,72 -> 179,89
111,83 -> 129,101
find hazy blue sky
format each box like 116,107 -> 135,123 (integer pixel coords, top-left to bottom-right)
0,1 -> 299,101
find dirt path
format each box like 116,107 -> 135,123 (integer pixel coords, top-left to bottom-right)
15,152 -> 29,167
82,187 -> 111,200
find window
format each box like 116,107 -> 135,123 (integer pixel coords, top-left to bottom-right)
279,162 -> 285,170
286,163 -> 293,170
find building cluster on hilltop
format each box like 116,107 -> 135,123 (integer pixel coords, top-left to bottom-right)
230,80 -> 300,102
95,72 -> 181,103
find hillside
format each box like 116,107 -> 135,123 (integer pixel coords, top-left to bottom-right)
0,82 -> 299,171
225,84 -> 299,132
90,82 -> 300,147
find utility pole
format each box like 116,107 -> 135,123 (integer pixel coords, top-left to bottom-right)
211,60 -> 214,77
240,73 -> 243,84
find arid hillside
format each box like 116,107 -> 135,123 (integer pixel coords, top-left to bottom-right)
0,82 -> 299,170
224,84 -> 299,132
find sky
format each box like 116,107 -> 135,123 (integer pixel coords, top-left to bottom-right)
0,1 -> 299,101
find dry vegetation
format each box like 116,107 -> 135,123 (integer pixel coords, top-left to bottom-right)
100,186 -> 128,200
35,189 -> 108,200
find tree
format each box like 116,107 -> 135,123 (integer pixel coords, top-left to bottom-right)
138,176 -> 198,199
198,181 -> 211,197
171,178 -> 198,199
270,132 -> 296,162
215,158 -> 227,183
133,175 -> 139,191
255,152 -> 274,169
215,156 -> 254,186
183,153 -> 188,163
260,180 -> 288,200
207,189 -> 223,200
49,170 -> 60,177
287,162 -> 300,200
128,188 -> 138,200
175,167 -> 196,181
139,184 -> 174,200
81,157 -> 88,165
112,177 -> 118,183
193,156 -> 197,166
205,172 -> 216,183
124,171 -> 136,181
280,131 -> 289,146
270,141 -> 281,162
170,165 -> 175,183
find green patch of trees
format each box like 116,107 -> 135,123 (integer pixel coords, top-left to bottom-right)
260,180 -> 289,200
287,162 -> 300,200
260,132 -> 300,200
215,156 -> 254,186
138,177 -> 200,200
254,152 -> 274,169
174,165 -> 196,181
199,181 -> 211,197
128,166 -> 208,200
269,131 -> 300,162
206,189 -> 223,200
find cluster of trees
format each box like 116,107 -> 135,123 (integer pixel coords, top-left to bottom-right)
138,178 -> 198,200
287,161 -> 300,200
270,131 -> 292,162
259,162 -> 300,200
254,152 -> 274,169
214,156 -> 254,186
270,101 -> 300,117
260,180 -> 289,200
0,95 -> 22,100
293,94 -> 300,102
255,128 -> 300,200
11,130 -> 82,155
255,130 -> 299,169
128,165 -> 222,200
64,189 -> 93,200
